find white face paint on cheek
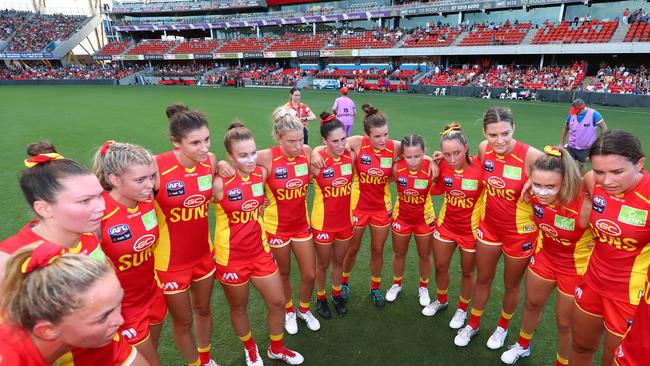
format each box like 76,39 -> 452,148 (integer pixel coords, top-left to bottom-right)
532,186 -> 560,197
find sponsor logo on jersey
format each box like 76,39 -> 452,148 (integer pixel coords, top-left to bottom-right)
222,272 -> 239,282
575,285 -> 583,299
268,238 -> 285,246
316,232 -> 330,241
367,168 -> 384,177
521,241 -> 533,251
449,189 -> 466,199
228,188 -> 243,201
487,176 -> 506,189
529,255 -> 536,266
242,199 -> 260,212
322,167 -> 335,178
533,204 -> 544,218
162,282 -> 180,291
554,215 -> 576,231
133,234 -> 157,252
397,177 -> 408,187
462,179 -> 479,191
443,176 -> 454,187
275,167 -> 288,179
595,219 -> 622,236
539,223 -> 558,237
166,180 -> 185,196
121,328 -> 138,340
403,189 -> 419,197
183,194 -> 206,208
380,157 -> 392,168
360,154 -> 372,165
332,177 -> 348,187
484,160 -> 495,173
503,165 -> 522,181
618,205 -> 648,227
108,224 -> 132,243
593,195 -> 606,214
286,178 -> 304,189
392,221 -> 401,231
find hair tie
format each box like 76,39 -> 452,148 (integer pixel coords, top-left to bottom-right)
20,242 -> 67,274
544,145 -> 562,157
320,115 -> 337,125
24,153 -> 64,168
440,122 -> 462,136
100,140 -> 115,157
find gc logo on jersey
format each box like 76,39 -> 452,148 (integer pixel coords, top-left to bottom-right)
533,204 -> 544,218
484,160 -> 495,173
593,195 -> 606,214
275,167 -> 288,180
166,180 -> 185,197
443,176 -> 454,187
397,177 -> 408,187
228,188 -> 243,201
360,154 -> 372,165
108,224 -> 132,243
322,167 -> 335,178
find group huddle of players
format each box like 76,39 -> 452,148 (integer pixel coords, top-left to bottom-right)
0,98 -> 648,366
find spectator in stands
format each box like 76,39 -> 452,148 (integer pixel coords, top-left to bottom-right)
560,99 -> 608,175
332,86 -> 356,136
285,87 -> 316,144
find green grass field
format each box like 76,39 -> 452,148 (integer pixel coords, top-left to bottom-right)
1,85 -> 649,365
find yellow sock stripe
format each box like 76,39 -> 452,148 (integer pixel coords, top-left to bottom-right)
239,330 -> 252,342
470,308 -> 484,316
285,300 -> 293,308
556,353 -> 569,365
317,290 -> 327,296
419,277 -> 429,283
436,288 -> 448,295
519,330 -> 533,340
270,334 -> 283,341
501,310 -> 514,319
299,301 -> 310,308
189,360 -> 201,366
459,296 -> 470,304
372,276 -> 381,282
342,272 -> 350,277
332,285 -> 341,291
197,345 -> 211,353
393,276 -> 403,281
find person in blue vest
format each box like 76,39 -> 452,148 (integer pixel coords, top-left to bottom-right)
560,99 -> 608,175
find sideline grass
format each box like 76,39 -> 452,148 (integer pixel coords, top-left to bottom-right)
2,85 -> 647,365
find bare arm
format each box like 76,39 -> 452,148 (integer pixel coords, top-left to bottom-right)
211,176 -> 224,203
583,171 -> 595,197
477,140 -> 488,162
524,145 -> 544,177
560,124 -> 569,146
598,122 -> 608,134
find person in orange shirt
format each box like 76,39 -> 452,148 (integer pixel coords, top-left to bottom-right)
213,122 -> 303,366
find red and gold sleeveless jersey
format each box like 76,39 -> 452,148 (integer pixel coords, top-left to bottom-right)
214,166 -> 270,267
0,221 -> 105,261
100,192 -> 160,310
584,173 -> 650,305
351,136 -> 394,213
263,146 -> 310,235
0,325 -> 49,365
481,140 -> 537,235
531,193 -> 593,275
433,157 -> 485,235
311,149 -> 354,232
616,270 -> 650,365
392,159 -> 435,225
154,151 -> 213,272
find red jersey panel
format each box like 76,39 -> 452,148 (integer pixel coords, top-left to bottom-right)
311,150 -> 354,232
100,192 -> 160,311
0,221 -> 105,261
616,271 -> 650,366
154,151 -> 213,271
214,167 -> 270,267
531,193 -> 593,276
481,140 -> 537,235
59,334 -> 137,366
351,136 -> 394,213
393,159 -> 435,225
0,325 -> 48,365
433,157 -> 485,235
584,174 -> 650,305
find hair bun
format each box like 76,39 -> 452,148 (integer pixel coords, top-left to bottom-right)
362,103 -> 377,116
26,141 -> 57,157
228,121 -> 246,130
165,103 -> 189,119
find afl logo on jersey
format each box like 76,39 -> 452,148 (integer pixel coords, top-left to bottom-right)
133,234 -> 156,252
183,195 -> 206,208
166,180 -> 185,197
332,177 -> 348,187
449,190 -> 466,199
539,223 -> 558,237
403,189 -> 418,197
487,176 -> 506,189
443,176 -> 454,187
228,188 -> 243,201
360,154 -> 372,165
484,160 -> 495,173
242,199 -> 260,212
367,168 -> 384,177
397,177 -> 408,187
595,219 -> 622,237
275,167 -> 288,180
322,167 -> 335,179
533,204 -> 544,218
109,224 -> 132,243
286,178 -> 304,189
593,195 -> 606,214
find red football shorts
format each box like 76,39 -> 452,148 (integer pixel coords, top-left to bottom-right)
476,219 -> 538,258
575,281 -> 637,337
312,226 -> 354,245
156,254 -> 216,294
266,222 -> 312,248
215,253 -> 279,286
434,223 -> 477,252
352,209 -> 391,228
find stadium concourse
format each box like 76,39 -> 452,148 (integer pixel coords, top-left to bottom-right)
1,0 -> 650,365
